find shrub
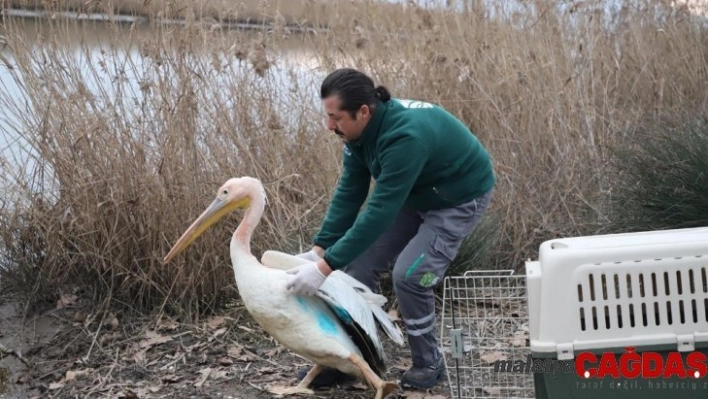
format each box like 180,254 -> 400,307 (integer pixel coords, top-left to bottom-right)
608,113 -> 708,232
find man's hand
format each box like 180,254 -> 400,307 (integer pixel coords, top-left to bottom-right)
285,260 -> 332,296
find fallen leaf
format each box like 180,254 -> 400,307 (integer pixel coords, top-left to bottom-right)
73,311 -> 87,323
483,386 -> 502,395
265,347 -> 282,357
185,342 -> 203,353
195,367 -> 212,388
65,368 -> 94,382
107,313 -> 120,330
100,333 -> 119,346
258,367 -> 276,374
393,358 -> 412,370
227,345 -> 254,362
139,331 -> 172,349
157,318 -> 179,331
49,382 -> 65,390
207,316 -> 225,329
132,348 -> 149,363
121,390 -> 140,399
227,345 -> 243,358
238,354 -> 253,362
387,307 -> 400,322
480,351 -> 507,364
57,294 -> 78,309
210,370 -> 232,380
209,327 -> 227,341
217,357 -> 233,366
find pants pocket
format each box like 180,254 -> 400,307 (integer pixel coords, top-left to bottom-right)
432,233 -> 458,262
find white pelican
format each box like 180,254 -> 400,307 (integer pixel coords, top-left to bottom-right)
162,176 -> 403,398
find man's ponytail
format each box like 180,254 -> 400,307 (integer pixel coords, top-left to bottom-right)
374,85 -> 391,102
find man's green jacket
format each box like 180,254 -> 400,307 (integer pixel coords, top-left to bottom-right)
314,98 -> 495,270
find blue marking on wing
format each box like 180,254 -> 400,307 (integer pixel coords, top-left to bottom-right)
296,295 -> 341,336
315,308 -> 339,335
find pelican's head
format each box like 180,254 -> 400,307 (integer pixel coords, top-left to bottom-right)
162,177 -> 263,264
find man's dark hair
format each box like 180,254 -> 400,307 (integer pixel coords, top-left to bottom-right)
320,68 -> 391,118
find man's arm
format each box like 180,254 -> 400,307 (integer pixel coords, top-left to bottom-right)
313,146 -> 371,250
323,135 -> 428,270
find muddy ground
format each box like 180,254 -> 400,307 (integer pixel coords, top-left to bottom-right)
0,296 -> 451,399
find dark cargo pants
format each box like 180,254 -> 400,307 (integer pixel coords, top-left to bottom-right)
343,189 -> 494,368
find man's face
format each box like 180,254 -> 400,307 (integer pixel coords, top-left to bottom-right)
323,95 -> 371,143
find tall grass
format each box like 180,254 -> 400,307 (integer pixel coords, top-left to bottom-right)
0,0 -> 706,317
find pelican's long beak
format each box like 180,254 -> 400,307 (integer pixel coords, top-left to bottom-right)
162,196 -> 250,264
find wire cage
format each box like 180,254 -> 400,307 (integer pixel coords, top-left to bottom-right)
440,270 -> 535,399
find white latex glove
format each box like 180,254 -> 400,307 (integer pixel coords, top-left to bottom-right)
285,262 -> 327,296
295,249 -> 322,262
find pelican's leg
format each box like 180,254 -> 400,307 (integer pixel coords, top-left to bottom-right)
267,363 -> 322,397
348,354 -> 398,399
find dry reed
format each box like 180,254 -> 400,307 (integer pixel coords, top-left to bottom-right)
0,0 -> 706,318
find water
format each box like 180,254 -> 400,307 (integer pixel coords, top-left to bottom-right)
0,14 -> 328,201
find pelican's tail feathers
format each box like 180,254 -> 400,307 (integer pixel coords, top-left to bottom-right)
370,304 -> 405,346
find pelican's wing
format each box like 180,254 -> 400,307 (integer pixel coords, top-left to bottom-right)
316,275 -> 386,374
260,250 -> 307,270
328,270 -> 388,307
329,271 -> 405,346
261,250 -> 405,346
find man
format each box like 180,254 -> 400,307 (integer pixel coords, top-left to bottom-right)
285,68 -> 495,389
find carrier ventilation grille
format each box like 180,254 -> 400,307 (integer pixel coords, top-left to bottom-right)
577,266 -> 708,331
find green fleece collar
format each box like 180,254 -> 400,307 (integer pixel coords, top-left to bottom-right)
351,100 -> 389,147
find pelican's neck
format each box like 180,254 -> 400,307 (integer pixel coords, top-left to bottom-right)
233,191 -> 266,256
